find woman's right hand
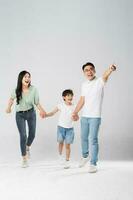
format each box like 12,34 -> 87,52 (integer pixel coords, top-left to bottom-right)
6,98 -> 14,113
6,107 -> 11,113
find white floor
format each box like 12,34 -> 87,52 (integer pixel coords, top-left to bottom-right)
0,160 -> 133,200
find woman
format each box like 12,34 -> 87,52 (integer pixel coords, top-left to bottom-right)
6,71 -> 46,168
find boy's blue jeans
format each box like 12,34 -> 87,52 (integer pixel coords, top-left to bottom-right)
81,117 -> 101,166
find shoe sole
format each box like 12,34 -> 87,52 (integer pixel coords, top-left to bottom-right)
79,164 -> 87,168
21,165 -> 29,168
88,170 -> 97,173
64,167 -> 70,169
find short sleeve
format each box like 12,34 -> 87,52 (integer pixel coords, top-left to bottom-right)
81,83 -> 86,96
34,87 -> 39,105
11,89 -> 16,99
98,77 -> 106,87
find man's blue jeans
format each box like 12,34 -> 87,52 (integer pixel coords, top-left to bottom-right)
81,117 -> 101,165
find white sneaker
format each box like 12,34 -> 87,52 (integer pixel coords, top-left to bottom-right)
79,157 -> 89,168
21,160 -> 29,168
64,160 -> 70,169
58,154 -> 64,165
88,165 -> 97,173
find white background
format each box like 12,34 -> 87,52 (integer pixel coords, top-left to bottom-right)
0,0 -> 133,163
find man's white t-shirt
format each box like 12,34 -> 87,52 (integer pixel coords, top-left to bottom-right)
57,103 -> 75,128
81,77 -> 105,118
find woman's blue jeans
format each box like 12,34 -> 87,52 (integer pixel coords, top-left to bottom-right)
16,108 -> 36,156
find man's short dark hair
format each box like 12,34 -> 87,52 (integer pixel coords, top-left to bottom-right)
62,89 -> 74,97
82,62 -> 95,71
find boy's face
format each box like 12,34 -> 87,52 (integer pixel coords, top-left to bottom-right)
63,94 -> 73,104
83,65 -> 96,80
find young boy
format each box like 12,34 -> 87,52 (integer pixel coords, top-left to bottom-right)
46,89 -> 78,169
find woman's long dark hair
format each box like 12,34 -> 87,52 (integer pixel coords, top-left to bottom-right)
16,71 -> 31,104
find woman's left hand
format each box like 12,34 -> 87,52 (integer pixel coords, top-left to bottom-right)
39,110 -> 46,118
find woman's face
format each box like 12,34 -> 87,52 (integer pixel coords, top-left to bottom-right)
22,73 -> 31,87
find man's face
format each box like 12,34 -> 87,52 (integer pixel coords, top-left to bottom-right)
83,65 -> 96,80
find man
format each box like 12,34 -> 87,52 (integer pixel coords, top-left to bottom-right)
72,62 -> 116,173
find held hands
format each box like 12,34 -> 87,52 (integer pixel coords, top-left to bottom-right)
72,112 -> 79,121
39,110 -> 46,118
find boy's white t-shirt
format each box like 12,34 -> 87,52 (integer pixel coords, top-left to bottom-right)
81,77 -> 105,118
57,102 -> 75,128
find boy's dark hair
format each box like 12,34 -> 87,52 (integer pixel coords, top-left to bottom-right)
82,62 -> 95,71
62,89 -> 74,97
